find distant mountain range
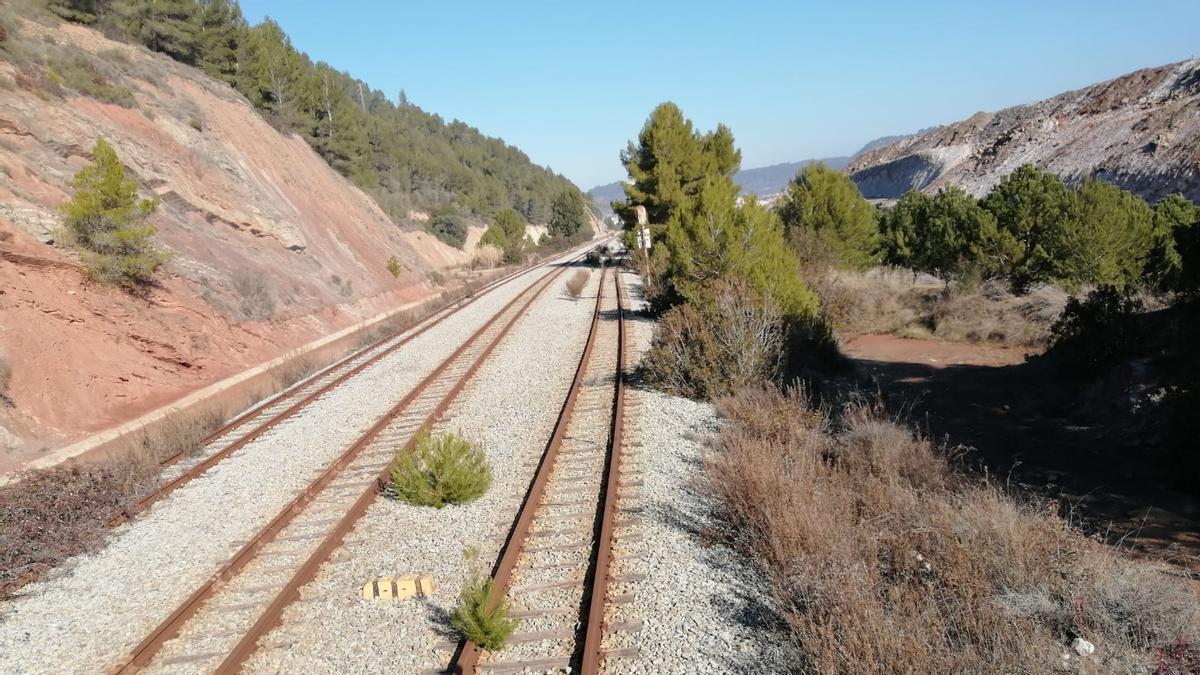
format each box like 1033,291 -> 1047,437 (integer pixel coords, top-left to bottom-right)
847,60 -> 1200,203
588,134 -> 925,215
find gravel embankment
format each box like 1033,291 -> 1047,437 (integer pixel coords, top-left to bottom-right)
244,267 -> 602,674
599,271 -> 785,674
0,258 -> 575,675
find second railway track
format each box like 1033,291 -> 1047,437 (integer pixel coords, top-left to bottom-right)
115,248 -> 593,527
112,252 -> 586,674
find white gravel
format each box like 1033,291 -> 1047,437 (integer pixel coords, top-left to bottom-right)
598,271 -> 786,674
242,266 -> 603,674
0,255 -> 580,675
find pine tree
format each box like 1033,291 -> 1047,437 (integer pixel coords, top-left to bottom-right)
981,164 -> 1077,287
480,208 -> 527,262
1148,194 -> 1200,286
880,187 -> 1019,277
777,163 -> 880,271
547,189 -> 588,241
616,102 -> 741,234
60,139 -> 170,287
1058,179 -> 1154,288
664,176 -> 818,319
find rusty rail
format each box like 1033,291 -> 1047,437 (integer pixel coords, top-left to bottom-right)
112,253 -> 588,674
579,272 -> 628,674
448,267 -> 628,674
110,246 -> 592,527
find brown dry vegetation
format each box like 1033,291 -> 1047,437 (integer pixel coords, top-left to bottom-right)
814,268 -> 1068,348
707,386 -> 1200,674
0,403 -> 227,598
565,269 -> 589,300
0,349 -> 11,402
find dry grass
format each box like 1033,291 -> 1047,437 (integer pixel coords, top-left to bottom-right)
708,386 -> 1200,673
564,269 -> 588,300
471,244 -> 504,270
814,267 -> 1067,348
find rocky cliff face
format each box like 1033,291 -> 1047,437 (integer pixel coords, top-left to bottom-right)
0,20 -> 471,448
847,60 -> 1200,203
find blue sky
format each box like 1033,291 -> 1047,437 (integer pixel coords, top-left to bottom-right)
237,1 -> 1200,190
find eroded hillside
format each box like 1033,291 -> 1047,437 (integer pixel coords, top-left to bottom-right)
0,19 -> 472,449
848,59 -> 1200,202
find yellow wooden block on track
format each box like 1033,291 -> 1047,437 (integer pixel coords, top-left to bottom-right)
362,574 -> 435,600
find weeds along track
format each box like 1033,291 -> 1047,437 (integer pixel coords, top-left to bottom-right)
111,254 -> 587,675
443,269 -> 636,674
113,248 -> 592,527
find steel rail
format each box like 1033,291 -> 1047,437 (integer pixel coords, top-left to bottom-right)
447,266 -> 626,674
110,245 -> 592,527
112,253 -> 586,674
578,271 -> 628,674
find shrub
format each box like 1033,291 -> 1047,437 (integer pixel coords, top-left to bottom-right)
642,277 -> 784,400
0,463 -> 142,597
0,350 -> 10,402
389,430 -> 492,508
47,52 -> 135,107
1050,285 -> 1145,376
386,255 -> 403,278
232,270 -> 275,321
426,269 -> 447,287
451,548 -> 517,652
480,208 -> 527,262
59,139 -> 171,288
707,386 -> 1200,673
564,270 -> 588,300
428,211 -> 467,249
470,244 -> 503,270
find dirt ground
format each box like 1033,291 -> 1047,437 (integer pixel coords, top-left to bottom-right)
842,333 -> 1200,571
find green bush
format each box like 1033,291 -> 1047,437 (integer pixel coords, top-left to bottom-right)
480,208 -> 527,263
386,255 -> 403,278
59,139 -> 170,288
451,548 -> 517,652
388,430 -> 491,508
428,211 -> 467,249
1049,286 -> 1145,376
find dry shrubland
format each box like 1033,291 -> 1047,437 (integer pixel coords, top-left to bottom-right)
707,386 -> 1200,673
813,267 -> 1068,348
0,404 -> 229,598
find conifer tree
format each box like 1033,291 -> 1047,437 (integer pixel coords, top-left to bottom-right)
777,163 -> 880,270
547,189 -> 588,241
60,139 -> 170,287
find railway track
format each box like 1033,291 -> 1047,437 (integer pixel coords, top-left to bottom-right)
111,246 -> 593,527
110,254 -> 589,674
442,268 -> 635,674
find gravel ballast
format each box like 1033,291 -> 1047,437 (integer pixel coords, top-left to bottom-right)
598,271 -> 784,674
243,267 -> 603,674
0,257 -> 578,675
